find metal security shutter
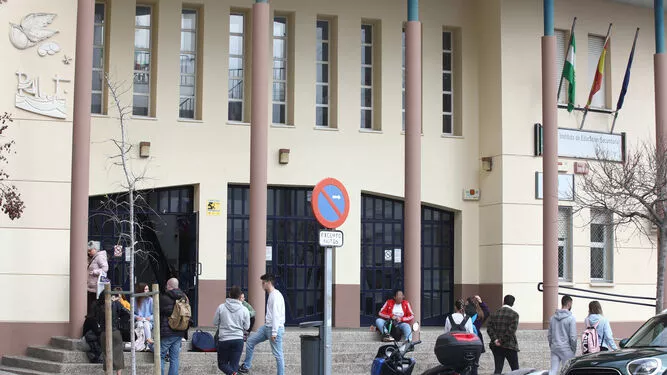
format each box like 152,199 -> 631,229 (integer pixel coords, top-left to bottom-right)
556,30 -> 567,104
587,35 -> 607,108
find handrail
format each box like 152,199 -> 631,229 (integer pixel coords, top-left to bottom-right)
537,282 -> 656,308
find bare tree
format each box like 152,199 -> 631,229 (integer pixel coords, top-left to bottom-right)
0,112 -> 25,220
576,141 -> 667,314
94,75 -> 159,374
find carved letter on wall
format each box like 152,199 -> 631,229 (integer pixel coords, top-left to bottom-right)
15,71 -> 69,119
9,13 -> 59,51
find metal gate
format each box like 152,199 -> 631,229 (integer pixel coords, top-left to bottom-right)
227,185 -> 324,325
87,186 -> 200,324
359,194 -> 455,326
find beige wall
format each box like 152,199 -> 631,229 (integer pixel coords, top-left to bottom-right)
87,0 -> 483,287
2,0 -> 660,326
0,0 -> 77,322
500,0 -> 658,323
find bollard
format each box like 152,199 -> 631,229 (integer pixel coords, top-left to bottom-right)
104,283 -> 113,375
152,283 -> 161,375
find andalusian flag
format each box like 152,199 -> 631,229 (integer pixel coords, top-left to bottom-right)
562,33 -> 576,112
586,33 -> 611,108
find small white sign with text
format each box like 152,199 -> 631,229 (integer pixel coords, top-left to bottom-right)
319,230 -> 344,247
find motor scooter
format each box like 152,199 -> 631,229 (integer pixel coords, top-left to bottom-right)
371,323 -> 482,375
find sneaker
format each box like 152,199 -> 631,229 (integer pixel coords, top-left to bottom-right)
382,334 -> 394,342
237,364 -> 249,373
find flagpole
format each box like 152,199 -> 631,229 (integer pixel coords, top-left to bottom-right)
610,111 -> 619,133
557,17 -> 577,101
580,23 -> 613,130
610,27 -> 640,134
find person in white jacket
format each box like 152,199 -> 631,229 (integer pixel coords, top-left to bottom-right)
238,273 -> 285,375
213,285 -> 250,375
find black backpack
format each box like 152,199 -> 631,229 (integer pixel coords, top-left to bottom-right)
448,314 -> 470,332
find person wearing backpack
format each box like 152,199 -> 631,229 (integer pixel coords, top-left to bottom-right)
214,285 -> 250,375
159,278 -> 189,375
584,300 -> 618,352
444,299 -> 475,334
548,295 -> 577,375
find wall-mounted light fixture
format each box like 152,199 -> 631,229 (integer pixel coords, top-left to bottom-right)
139,141 -> 151,158
279,148 -> 290,165
481,156 -> 493,172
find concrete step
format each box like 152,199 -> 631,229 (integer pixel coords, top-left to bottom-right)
0,366 -> 51,375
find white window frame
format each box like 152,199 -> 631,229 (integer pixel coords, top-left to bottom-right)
228,12 -> 245,122
179,8 -> 198,120
316,19 -> 330,127
442,30 -> 453,135
590,209 -> 613,282
558,206 -> 573,282
361,23 -> 374,130
133,5 -> 153,117
587,34 -> 608,109
92,2 -> 106,114
273,16 -> 288,125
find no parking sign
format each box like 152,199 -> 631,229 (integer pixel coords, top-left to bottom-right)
311,178 -> 350,229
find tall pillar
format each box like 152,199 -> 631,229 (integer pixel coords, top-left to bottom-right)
69,0 -> 94,338
541,0 -> 559,328
249,0 -> 270,328
655,0 -> 667,310
405,0 -> 422,336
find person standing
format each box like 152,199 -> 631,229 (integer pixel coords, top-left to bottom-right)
548,295 -> 577,375
214,285 -> 250,375
585,300 -> 618,351
238,273 -> 285,375
87,240 -> 108,314
375,289 -> 415,342
444,298 -> 475,334
159,278 -> 188,375
487,294 -> 520,374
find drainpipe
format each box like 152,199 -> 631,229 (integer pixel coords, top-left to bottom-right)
69,0 -> 94,338
655,0 -> 667,310
405,0 -> 422,338
541,0 -> 559,328
248,0 -> 270,327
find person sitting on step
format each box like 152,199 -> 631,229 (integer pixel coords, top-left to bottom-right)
375,289 -> 415,342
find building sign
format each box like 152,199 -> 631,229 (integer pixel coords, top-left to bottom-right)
535,172 -> 575,201
534,124 -> 625,162
206,199 -> 220,216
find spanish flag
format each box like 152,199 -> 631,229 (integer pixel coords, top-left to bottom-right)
586,28 -> 611,108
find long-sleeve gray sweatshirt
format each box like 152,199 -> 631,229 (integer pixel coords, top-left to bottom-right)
213,298 -> 250,342
548,309 -> 577,354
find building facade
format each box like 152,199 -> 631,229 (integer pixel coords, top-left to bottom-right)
0,0 -> 661,356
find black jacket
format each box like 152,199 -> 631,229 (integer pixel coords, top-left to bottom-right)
160,288 -> 188,339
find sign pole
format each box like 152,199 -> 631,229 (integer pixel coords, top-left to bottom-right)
324,245 -> 333,375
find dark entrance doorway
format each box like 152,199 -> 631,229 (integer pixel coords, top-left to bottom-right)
359,194 -> 455,326
227,185 -> 324,325
87,186 -> 200,324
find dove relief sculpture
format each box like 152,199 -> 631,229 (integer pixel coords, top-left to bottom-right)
9,13 -> 60,53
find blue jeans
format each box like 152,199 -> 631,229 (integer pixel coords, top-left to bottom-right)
218,339 -> 244,375
160,335 -> 181,375
243,325 -> 284,375
375,318 -> 412,341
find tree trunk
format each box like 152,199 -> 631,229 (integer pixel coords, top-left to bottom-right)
657,226 -> 667,314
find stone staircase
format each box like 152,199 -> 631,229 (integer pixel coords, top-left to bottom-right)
0,328 -> 551,375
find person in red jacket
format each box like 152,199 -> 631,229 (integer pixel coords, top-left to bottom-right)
375,289 -> 414,342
